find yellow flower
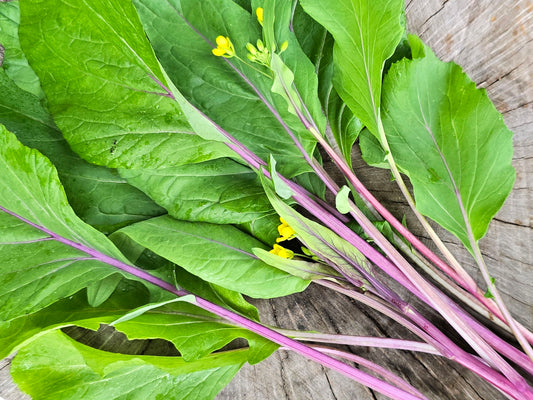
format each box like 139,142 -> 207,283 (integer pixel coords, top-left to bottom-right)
212,35 -> 235,58
276,217 -> 295,243
256,7 -> 263,25
270,244 -> 294,259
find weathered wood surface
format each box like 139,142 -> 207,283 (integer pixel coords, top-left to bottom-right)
1,0 -> 531,399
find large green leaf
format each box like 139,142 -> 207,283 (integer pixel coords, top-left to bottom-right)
0,1 -> 43,98
11,330 -> 247,400
18,0 -> 233,169
113,215 -> 310,298
0,125 -> 141,319
299,0 -> 404,136
379,36 -> 515,249
0,69 -> 166,233
119,158 -> 272,225
132,0 -> 316,178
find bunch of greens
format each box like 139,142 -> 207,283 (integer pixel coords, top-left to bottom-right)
0,0 -> 531,399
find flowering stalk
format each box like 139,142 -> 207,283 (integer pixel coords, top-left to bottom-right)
162,10 -> 532,397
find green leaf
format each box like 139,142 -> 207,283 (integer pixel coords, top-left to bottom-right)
270,52 -> 302,116
0,69 -> 165,233
335,185 -> 352,214
0,125 -> 135,320
0,1 -> 43,98
18,0 -> 233,169
380,36 -> 515,249
0,281 -> 151,359
132,0 -> 317,178
1,273 -> 275,364
299,0 -> 404,136
253,248 -> 339,281
11,330 -> 248,400
114,215 -> 309,298
112,299 -> 276,363
359,127 -> 388,169
119,158 -> 273,225
87,274 -> 124,307
269,155 -> 294,199
292,5 -> 363,167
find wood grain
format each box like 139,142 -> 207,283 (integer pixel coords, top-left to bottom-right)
1,0 -> 531,399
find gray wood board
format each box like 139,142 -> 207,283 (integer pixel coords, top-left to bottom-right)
1,0 -> 531,399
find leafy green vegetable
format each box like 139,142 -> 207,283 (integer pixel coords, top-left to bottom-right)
0,125 -> 134,319
335,185 -> 352,214
299,0 -> 404,136
258,0 -> 326,132
18,0 -> 233,169
379,36 -> 515,249
113,215 -> 309,298
11,330 -> 247,400
119,158 -> 272,225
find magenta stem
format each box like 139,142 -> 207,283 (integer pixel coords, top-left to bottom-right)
295,345 -> 430,400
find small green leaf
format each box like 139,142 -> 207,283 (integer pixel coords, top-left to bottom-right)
335,185 -> 352,214
270,52 -> 302,116
269,155 -> 294,199
86,274 -> 123,307
483,277 -> 496,299
0,1 -> 43,98
253,248 -> 339,281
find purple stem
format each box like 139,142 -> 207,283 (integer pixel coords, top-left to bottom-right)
292,345 -> 430,400
195,297 -> 426,400
288,187 -> 533,397
0,204 -> 427,400
278,330 -> 440,355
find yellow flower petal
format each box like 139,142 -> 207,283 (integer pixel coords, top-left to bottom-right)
270,244 -> 293,259
256,7 -> 264,24
216,35 -> 229,47
212,47 -> 226,56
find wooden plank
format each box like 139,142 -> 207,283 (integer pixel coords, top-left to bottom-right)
1,0 -> 531,399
